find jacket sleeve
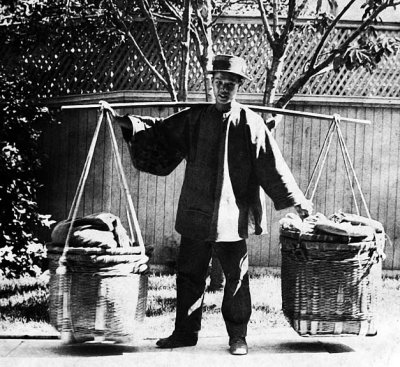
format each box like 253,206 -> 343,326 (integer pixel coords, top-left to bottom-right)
120,109 -> 190,176
248,111 -> 308,210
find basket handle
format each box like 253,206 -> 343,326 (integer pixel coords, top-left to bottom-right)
305,114 -> 371,219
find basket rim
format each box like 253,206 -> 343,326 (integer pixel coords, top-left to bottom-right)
46,242 -> 144,256
280,230 -> 385,252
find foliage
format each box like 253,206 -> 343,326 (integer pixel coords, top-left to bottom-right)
0,275 -> 49,322
256,0 -> 400,109
0,62 -> 56,279
0,1 -> 217,101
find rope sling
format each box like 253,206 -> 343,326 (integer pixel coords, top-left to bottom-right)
305,114 -> 371,218
55,108 -> 145,342
280,114 -> 386,337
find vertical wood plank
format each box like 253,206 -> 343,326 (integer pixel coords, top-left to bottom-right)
308,105 -> 324,213
299,105 -> 312,193
82,109 -> 95,216
136,107 -> 150,242
92,109 -> 104,214
370,107 -> 384,220
102,107 -> 113,214
379,107 -> 394,269
353,106 -> 367,217
153,107 -> 168,263
325,105 -> 339,215
362,107 -> 374,214
50,111 -> 70,221
392,109 -> 400,270
65,109 -> 82,217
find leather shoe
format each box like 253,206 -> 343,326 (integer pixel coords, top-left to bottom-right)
229,337 -> 248,355
156,332 -> 198,348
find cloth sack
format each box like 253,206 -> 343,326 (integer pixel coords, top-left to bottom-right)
51,212 -> 130,248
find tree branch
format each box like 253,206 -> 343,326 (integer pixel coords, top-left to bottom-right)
138,0 -> 177,100
178,0 -> 191,101
209,0 -> 235,27
281,0 -> 296,43
104,1 -> 170,89
193,0 -> 214,102
309,0 -> 357,69
159,0 -> 181,20
329,2 -> 400,62
257,0 -> 275,45
121,21 -> 168,87
118,21 -> 168,87
272,0 -> 279,35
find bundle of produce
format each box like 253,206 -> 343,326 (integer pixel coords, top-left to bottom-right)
279,211 -> 383,244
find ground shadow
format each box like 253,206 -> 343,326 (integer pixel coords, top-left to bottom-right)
249,341 -> 355,354
53,342 -> 139,357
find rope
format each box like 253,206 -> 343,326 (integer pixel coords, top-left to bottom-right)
305,120 -> 336,201
333,116 -> 371,219
105,111 -> 145,254
306,114 -> 371,217
59,109 -> 105,268
332,115 -> 360,215
56,108 -> 146,341
108,125 -> 136,245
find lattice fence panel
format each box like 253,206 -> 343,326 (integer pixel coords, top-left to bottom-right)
3,18 -> 400,98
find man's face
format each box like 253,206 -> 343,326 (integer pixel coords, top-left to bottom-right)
212,72 -> 242,106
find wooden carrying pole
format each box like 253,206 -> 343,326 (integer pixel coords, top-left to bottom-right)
61,101 -> 371,125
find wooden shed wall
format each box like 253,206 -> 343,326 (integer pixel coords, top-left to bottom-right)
40,93 -> 400,271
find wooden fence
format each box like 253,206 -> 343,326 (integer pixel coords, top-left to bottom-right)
39,92 -> 400,271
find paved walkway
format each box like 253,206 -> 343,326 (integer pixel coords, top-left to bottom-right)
1,327 -> 399,367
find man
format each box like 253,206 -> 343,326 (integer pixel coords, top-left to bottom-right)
100,54 -> 312,355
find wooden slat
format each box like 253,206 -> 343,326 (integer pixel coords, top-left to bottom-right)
352,106 -> 366,215
91,109 -> 105,214
369,108 -> 384,221
307,105 -> 323,212
392,109 -> 400,270
81,109 -> 95,216
376,107 -> 392,267
65,109 -> 82,217
101,110 -> 113,214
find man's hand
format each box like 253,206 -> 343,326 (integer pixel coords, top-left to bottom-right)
294,200 -> 313,220
99,100 -> 117,118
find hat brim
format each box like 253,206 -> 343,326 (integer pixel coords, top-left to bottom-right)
208,70 -> 252,81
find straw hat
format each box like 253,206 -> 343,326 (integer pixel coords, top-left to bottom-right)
208,54 -> 252,80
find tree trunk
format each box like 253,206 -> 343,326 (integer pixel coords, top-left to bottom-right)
177,0 -> 191,101
263,52 -> 285,106
194,0 -> 214,102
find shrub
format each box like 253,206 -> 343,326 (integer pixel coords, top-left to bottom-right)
0,64 -> 56,279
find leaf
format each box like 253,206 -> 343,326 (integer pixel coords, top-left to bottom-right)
327,0 -> 338,15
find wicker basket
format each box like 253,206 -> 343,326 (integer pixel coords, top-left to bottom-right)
280,229 -> 385,336
47,243 -> 148,344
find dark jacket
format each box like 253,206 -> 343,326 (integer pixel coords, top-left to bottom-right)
121,103 -> 307,240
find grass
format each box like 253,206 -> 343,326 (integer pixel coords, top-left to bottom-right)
0,271 -> 399,338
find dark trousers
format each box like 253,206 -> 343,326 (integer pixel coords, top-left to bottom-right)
174,236 -> 251,338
